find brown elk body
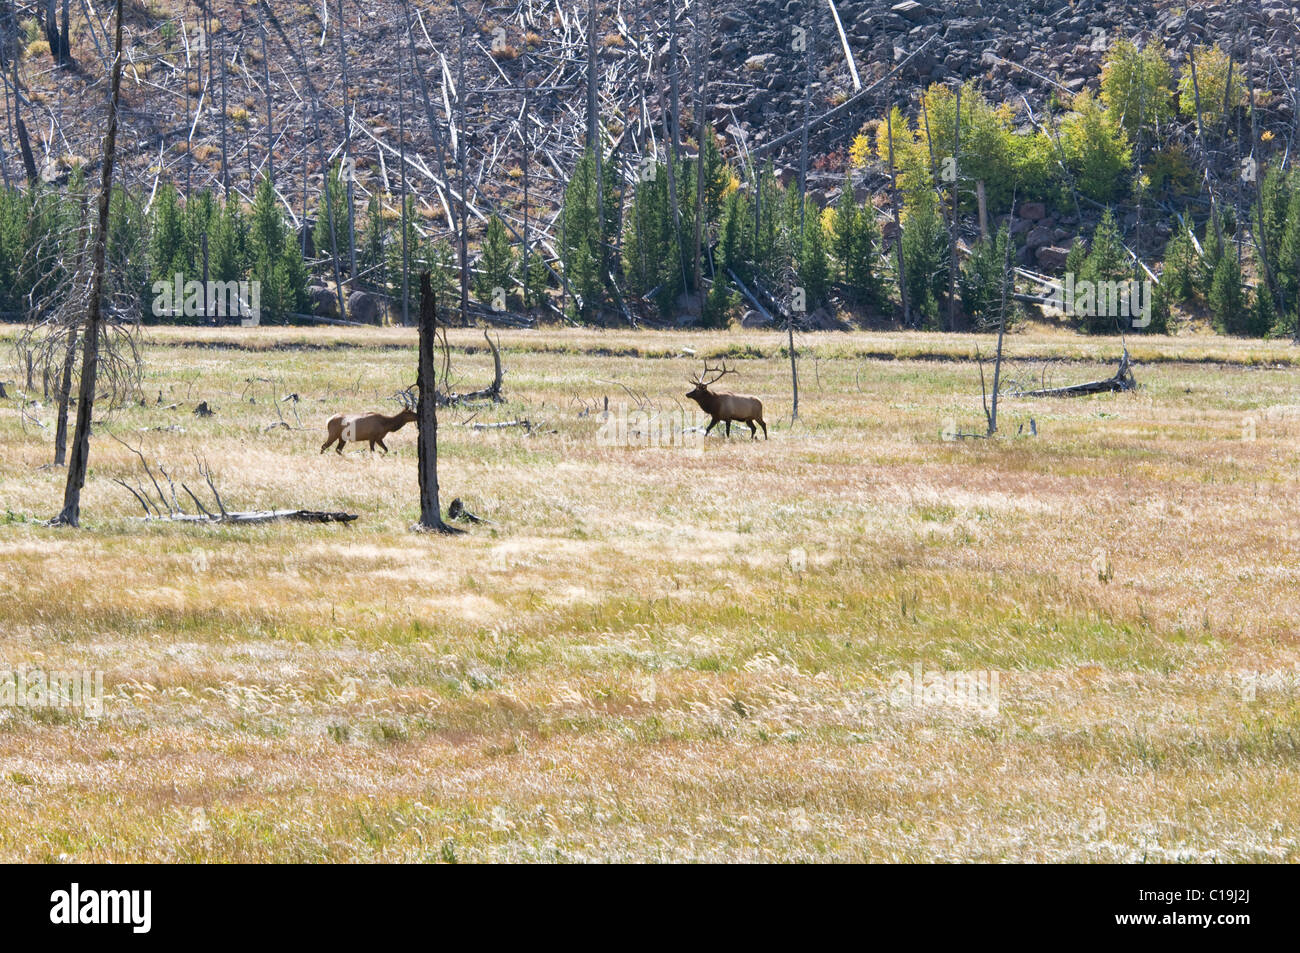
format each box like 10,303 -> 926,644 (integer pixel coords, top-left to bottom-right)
685,363 -> 767,440
321,408 -> 417,454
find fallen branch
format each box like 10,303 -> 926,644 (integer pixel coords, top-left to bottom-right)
1011,351 -> 1137,398
129,509 -> 358,524
447,497 -> 491,524
438,329 -> 506,405
459,418 -> 531,431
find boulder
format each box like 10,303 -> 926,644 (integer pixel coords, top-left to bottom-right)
891,1 -> 927,23
1036,246 -> 1072,271
347,290 -> 383,325
1025,225 -> 1055,249
1018,201 -> 1047,221
309,286 -> 339,318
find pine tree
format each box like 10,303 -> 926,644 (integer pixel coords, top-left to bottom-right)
1198,211 -> 1225,296
717,188 -> 753,281
562,147 -> 617,321
359,193 -> 388,290
1207,250 -> 1247,335
1251,284 -> 1280,337
832,175 -> 857,285
250,176 -> 308,322
797,203 -> 831,311
107,185 -> 151,321
149,184 -> 187,291
834,180 -> 883,309
476,212 -> 515,306
1077,210 -> 1131,334
960,225 -> 1013,326
1160,225 -> 1196,303
1275,184 -> 1300,330
901,190 -> 947,328
210,197 -> 248,284
0,186 -> 24,313
313,162 -> 349,270
521,249 -> 549,310
753,161 -> 781,283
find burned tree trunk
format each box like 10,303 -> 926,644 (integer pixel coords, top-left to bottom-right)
2,2 -> 40,184
54,0 -> 125,526
335,0 -> 356,282
53,324 -> 77,464
416,272 -> 458,533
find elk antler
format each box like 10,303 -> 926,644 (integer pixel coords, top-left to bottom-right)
698,361 -> 736,387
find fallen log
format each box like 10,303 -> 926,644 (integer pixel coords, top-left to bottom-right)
459,418 -> 531,431
1011,351 -> 1137,398
129,510 -> 358,524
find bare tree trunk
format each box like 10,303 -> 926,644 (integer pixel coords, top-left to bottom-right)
798,11 -> 813,237
260,16 -> 274,184
886,105 -> 910,326
336,0 -> 356,282
455,5 -> 470,326
587,0 -> 604,313
55,0 -> 124,527
946,84 -> 961,332
986,194 -> 1015,436
667,0 -> 680,162
416,272 -> 456,533
691,0 -> 709,296
53,324 -> 77,464
522,36 -> 531,307
398,42 -> 410,326
219,30 -> 229,198
3,1 -> 39,184
58,0 -> 70,64
787,314 -> 798,421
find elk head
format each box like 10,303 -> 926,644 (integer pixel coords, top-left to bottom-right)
686,361 -> 735,402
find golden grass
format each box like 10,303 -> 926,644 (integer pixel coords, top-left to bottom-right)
1,325 -> 1299,861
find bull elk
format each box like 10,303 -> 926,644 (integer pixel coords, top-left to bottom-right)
321,395 -> 417,454
685,362 -> 768,440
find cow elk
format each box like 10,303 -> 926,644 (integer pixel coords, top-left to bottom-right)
321,393 -> 418,454
685,362 -> 767,440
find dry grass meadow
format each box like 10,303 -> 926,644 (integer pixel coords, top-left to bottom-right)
2,324 -> 1299,862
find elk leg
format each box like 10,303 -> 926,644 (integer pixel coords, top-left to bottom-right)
368,440 -> 377,452
704,418 -> 719,436
725,420 -> 732,438
378,438 -> 389,453
320,438 -> 334,453
336,440 -> 346,455
760,419 -> 768,440
747,420 -> 757,440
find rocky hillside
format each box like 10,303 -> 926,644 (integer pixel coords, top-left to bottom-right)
5,1 -> 1291,209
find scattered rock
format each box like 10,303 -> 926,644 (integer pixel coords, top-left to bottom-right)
891,1 -> 927,23
1036,246 -> 1072,270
